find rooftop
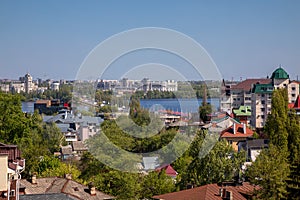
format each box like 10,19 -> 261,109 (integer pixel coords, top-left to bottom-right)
271,67 -> 289,79
153,182 -> 259,200
233,106 -> 251,117
20,177 -> 114,200
230,79 -> 271,91
252,83 -> 273,94
221,124 -> 253,138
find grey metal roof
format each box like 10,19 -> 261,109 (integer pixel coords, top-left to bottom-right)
20,193 -> 76,200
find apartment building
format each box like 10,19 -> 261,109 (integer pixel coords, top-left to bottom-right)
220,79 -> 270,114
251,67 -> 300,129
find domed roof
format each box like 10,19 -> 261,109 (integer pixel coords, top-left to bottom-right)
271,67 -> 289,79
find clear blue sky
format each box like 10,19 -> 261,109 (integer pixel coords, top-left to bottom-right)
0,0 -> 299,81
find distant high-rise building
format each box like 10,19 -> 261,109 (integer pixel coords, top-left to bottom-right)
24,73 -> 33,93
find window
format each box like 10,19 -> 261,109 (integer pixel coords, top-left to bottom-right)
292,94 -> 296,97
10,190 -> 15,197
261,94 -> 265,97
261,115 -> 265,119
292,87 -> 296,91
261,108 -> 265,112
261,100 -> 265,104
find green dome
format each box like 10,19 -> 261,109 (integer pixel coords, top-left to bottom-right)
271,67 -> 289,79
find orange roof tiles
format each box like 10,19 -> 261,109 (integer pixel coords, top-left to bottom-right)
221,124 -> 253,138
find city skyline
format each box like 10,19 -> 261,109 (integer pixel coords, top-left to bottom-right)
0,1 -> 300,81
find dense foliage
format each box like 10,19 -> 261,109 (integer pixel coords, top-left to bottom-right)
246,88 -> 300,199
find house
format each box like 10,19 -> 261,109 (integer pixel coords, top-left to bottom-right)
152,182 -> 259,200
232,106 -> 251,126
43,112 -> 103,142
202,116 -> 240,134
155,165 -> 178,179
220,79 -> 270,114
0,143 -> 25,200
238,139 -> 269,162
72,141 -> 88,156
289,95 -> 300,115
19,177 -> 114,200
60,145 -> 73,160
220,123 -> 254,151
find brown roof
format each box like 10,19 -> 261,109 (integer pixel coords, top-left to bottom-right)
231,79 -> 271,91
153,182 -> 258,200
61,145 -> 73,155
72,141 -> 88,151
20,177 -> 114,200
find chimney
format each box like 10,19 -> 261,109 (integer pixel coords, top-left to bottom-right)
233,123 -> 236,134
219,188 -> 224,197
31,173 -> 37,184
65,174 -> 72,180
88,182 -> 96,196
226,190 -> 233,200
243,123 -> 247,134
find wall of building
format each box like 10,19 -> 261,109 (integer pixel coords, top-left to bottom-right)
0,154 -> 8,192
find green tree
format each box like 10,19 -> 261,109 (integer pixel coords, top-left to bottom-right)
264,88 -> 289,151
180,131 -> 244,187
199,102 -> 212,123
287,110 -> 300,199
42,122 -> 66,153
38,156 -> 81,180
141,171 -> 175,198
94,170 -> 141,199
246,145 -> 290,199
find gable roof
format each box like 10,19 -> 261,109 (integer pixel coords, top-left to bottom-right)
294,95 -> 300,109
156,165 -> 178,177
231,79 -> 271,91
20,177 -> 114,200
153,182 -> 258,200
72,141 -> 88,151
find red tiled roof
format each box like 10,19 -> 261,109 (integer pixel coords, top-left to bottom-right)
294,95 -> 300,109
288,103 -> 295,109
231,79 -> 271,91
221,124 -> 253,138
153,182 -> 258,200
156,165 -> 178,177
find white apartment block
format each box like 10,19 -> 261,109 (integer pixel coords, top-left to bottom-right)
220,67 -> 300,129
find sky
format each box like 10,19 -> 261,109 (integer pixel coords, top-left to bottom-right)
0,0 -> 300,81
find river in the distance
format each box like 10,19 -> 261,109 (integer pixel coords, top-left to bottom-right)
140,98 -> 220,113
22,98 -> 220,114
